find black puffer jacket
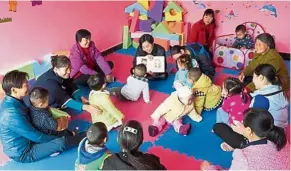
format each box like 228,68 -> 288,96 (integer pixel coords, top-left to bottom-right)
102,152 -> 166,170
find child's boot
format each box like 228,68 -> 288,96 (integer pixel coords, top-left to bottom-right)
178,123 -> 191,136
148,125 -> 159,137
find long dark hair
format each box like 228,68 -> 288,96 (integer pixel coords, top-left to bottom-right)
171,45 -> 186,56
177,54 -> 193,70
254,64 -> 280,85
118,120 -> 160,170
223,77 -> 248,103
139,34 -> 154,47
51,55 -> 71,69
243,108 -> 287,151
255,33 -> 275,49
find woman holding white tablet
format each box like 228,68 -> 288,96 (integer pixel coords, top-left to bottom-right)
133,34 -> 168,80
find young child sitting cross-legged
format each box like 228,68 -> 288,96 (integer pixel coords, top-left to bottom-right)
110,64 -> 151,104
87,73 -> 124,131
28,87 -> 75,136
75,122 -> 110,170
187,68 -> 222,121
148,86 -> 199,137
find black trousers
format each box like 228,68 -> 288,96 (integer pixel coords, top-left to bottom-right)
73,61 -> 114,86
213,123 -> 248,149
242,76 -> 253,87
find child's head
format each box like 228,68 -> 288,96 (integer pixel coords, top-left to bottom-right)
171,45 -> 186,60
252,64 -> 279,90
29,87 -> 49,108
134,64 -> 147,77
177,54 -> 193,70
222,77 -> 243,97
87,73 -> 106,91
87,122 -> 108,146
177,86 -> 193,105
187,68 -> 202,84
203,9 -> 215,26
235,24 -> 247,39
242,108 -> 287,151
76,29 -> 91,48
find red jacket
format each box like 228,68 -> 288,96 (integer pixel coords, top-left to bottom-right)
189,19 -> 215,47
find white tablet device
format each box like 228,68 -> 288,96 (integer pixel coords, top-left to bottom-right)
136,56 -> 165,73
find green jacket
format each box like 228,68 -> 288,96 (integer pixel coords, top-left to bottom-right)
243,49 -> 290,92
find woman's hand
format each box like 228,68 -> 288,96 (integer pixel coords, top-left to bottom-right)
83,105 -> 102,115
231,120 -> 245,135
238,72 -> 245,82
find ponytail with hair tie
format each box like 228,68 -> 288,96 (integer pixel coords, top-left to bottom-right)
266,125 -> 287,151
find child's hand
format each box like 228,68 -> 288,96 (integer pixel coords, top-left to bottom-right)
238,73 -> 245,82
106,74 -> 114,83
201,161 -> 212,170
81,96 -> 89,104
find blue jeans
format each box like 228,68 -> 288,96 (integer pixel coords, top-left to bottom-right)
216,107 -> 230,125
12,132 -> 86,163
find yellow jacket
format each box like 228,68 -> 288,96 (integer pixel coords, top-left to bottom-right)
88,90 -> 124,127
151,92 -> 197,123
192,74 -> 222,114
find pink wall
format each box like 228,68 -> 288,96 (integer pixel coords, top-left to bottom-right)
0,1 -> 131,70
181,1 -> 290,53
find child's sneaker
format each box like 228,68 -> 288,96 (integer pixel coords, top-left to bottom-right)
191,114 -> 203,122
148,125 -> 159,137
178,123 -> 191,136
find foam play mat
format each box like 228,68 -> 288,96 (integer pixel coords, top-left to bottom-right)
0,47 -> 290,170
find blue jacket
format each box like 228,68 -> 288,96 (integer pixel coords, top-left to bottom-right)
250,85 -> 289,129
0,96 -> 57,158
174,69 -> 193,88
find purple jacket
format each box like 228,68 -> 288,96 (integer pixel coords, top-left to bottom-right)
69,41 -> 111,78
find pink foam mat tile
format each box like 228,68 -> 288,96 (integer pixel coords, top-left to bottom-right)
110,90 -> 169,141
106,53 -> 134,83
148,145 -> 204,170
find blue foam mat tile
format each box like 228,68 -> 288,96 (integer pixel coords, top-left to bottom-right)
115,47 -> 137,57
106,130 -> 153,153
222,68 -> 241,76
149,74 -> 175,94
154,110 -> 232,169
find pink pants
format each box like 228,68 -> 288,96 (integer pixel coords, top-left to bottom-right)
153,117 -> 183,133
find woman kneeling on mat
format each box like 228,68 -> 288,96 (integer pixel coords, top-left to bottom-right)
133,34 -> 168,80
202,108 -> 289,170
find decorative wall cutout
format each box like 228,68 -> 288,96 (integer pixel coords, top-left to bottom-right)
0,17 -> 12,23
8,0 -> 17,12
193,1 -> 206,9
225,10 -> 238,19
259,4 -> 278,17
31,0 -> 42,6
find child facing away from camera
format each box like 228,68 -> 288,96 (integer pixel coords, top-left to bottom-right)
216,77 -> 251,125
75,122 -> 111,170
173,54 -> 198,90
110,64 -> 151,104
232,24 -> 255,50
28,87 -> 76,136
187,68 -> 222,120
148,86 -> 203,137
87,73 -> 124,131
